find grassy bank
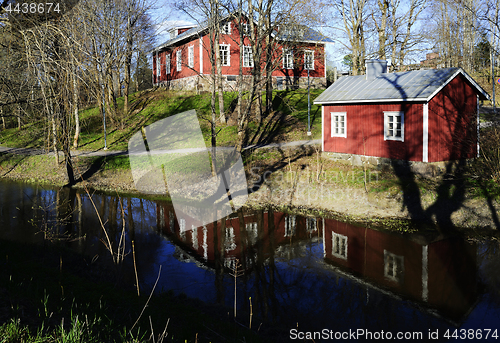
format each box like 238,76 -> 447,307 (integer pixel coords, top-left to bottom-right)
0,89 -> 323,152
0,239 -> 267,343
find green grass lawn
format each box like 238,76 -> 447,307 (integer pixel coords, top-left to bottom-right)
0,88 -> 323,153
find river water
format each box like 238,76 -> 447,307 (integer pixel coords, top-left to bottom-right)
0,181 -> 499,341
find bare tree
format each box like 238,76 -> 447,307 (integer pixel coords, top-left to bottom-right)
332,0 -> 368,75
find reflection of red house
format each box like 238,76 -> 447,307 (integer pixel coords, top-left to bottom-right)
150,13 -> 333,91
157,203 -> 320,271
314,60 -> 490,162
323,218 -> 478,322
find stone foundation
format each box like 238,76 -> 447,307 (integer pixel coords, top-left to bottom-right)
155,75 -> 326,92
321,152 -> 472,178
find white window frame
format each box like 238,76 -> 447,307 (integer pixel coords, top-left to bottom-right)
188,46 -> 194,68
384,250 -> 404,282
242,23 -> 250,36
283,48 -> 293,69
221,22 -> 231,34
220,44 -> 230,66
306,218 -> 317,233
165,54 -> 171,74
331,112 -> 347,138
304,50 -> 314,70
243,46 -> 253,68
384,111 -> 404,141
284,215 -> 296,237
332,232 -> 348,260
176,50 -> 182,71
225,226 -> 237,251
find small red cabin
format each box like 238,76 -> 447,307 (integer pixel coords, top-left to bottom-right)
314,60 -> 490,163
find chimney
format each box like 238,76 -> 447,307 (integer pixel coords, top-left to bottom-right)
365,59 -> 388,80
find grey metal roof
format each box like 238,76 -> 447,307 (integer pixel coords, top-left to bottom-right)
152,21 -> 207,53
314,68 -> 490,104
275,25 -> 335,44
151,13 -> 333,53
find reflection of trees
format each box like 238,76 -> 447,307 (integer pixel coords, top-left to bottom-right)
479,240 -> 500,304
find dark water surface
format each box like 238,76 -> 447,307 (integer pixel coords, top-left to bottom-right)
1,181 -> 499,341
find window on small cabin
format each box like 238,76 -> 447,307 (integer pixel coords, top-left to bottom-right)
176,50 -> 182,71
384,250 -> 404,283
331,112 -> 347,138
332,232 -> 348,259
243,46 -> 253,67
283,48 -> 293,69
221,22 -> 231,34
188,46 -> 194,68
384,111 -> 404,141
220,44 -> 230,66
165,54 -> 171,74
304,50 -> 314,70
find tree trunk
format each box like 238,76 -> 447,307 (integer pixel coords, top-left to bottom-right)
17,105 -> 21,129
61,103 -> 75,186
0,107 -> 4,129
72,68 -> 80,149
215,11 -> 225,124
52,113 -> 59,165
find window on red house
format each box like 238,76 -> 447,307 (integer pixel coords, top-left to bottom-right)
283,48 -> 293,69
220,45 -> 230,66
176,50 -> 182,71
243,46 -> 253,67
304,50 -> 314,70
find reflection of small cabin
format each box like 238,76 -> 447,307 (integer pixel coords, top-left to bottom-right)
314,60 -> 490,163
323,218 -> 478,322
156,203 -> 320,271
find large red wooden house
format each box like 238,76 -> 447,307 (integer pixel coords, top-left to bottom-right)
151,13 -> 333,91
314,60 -> 490,163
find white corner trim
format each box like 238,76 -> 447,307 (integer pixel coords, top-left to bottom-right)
322,218 -> 326,258
324,46 -> 327,78
199,37 -> 203,74
321,106 -> 324,151
477,94 -> 480,158
423,103 -> 429,162
155,50 -> 159,84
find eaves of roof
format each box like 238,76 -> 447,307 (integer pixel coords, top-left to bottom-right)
150,13 -> 334,53
313,68 -> 490,105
